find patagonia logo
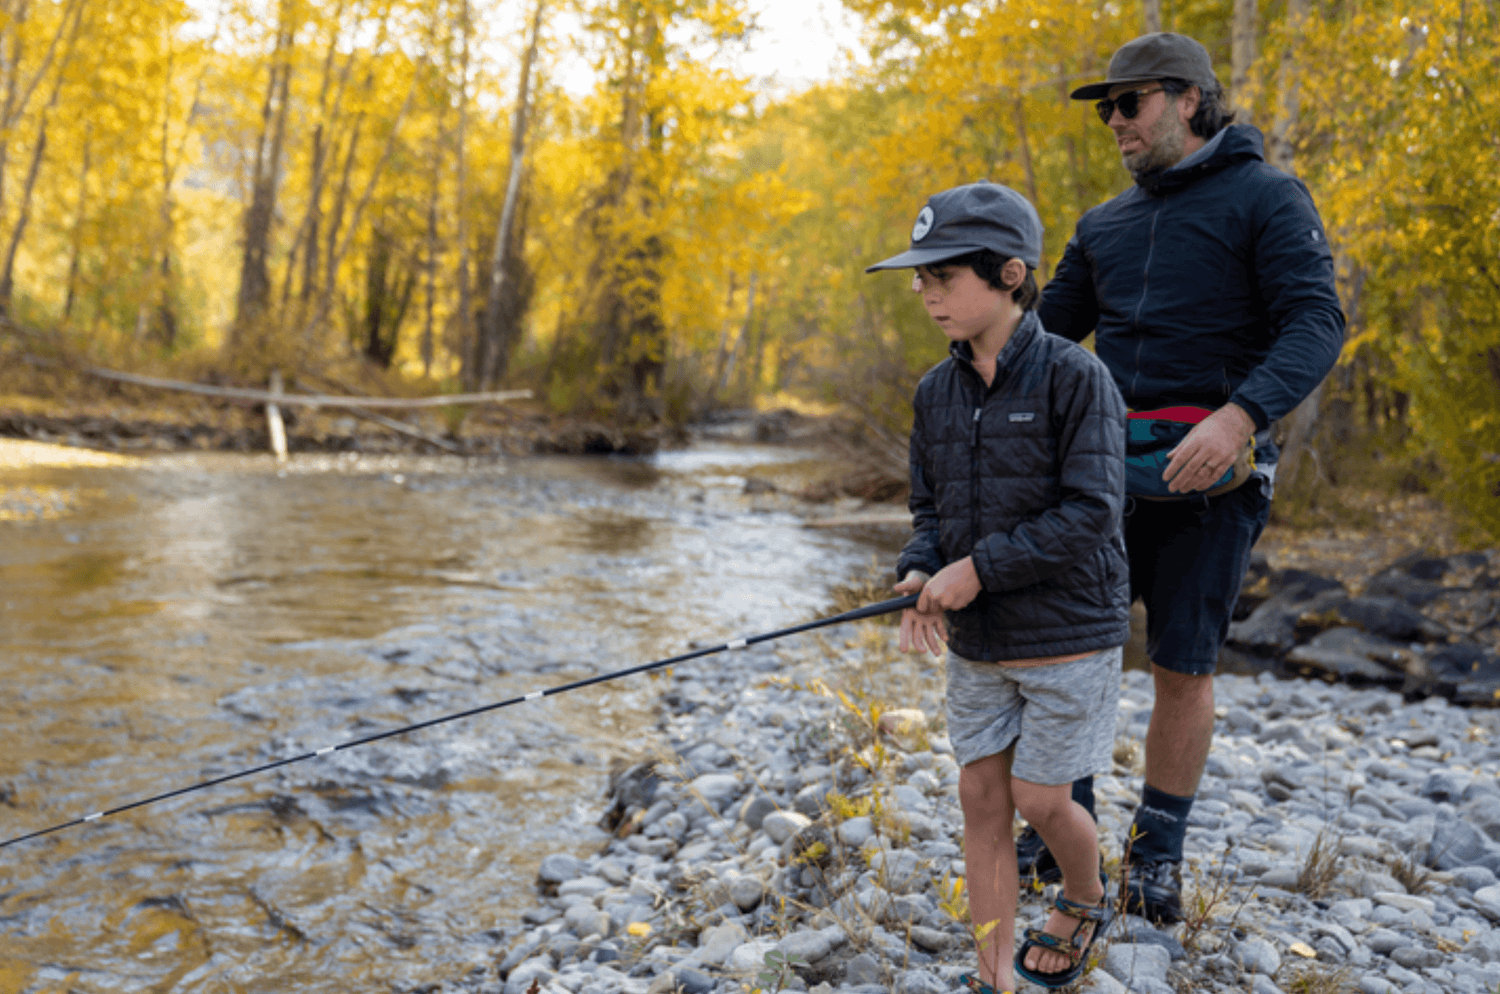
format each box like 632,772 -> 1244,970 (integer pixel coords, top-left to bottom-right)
1008,412 -> 1036,423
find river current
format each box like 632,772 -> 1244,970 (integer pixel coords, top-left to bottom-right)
0,441 -> 893,991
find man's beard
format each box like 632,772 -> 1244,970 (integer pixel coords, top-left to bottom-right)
1124,112 -> 1189,186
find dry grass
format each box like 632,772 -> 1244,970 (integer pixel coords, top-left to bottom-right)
1281,962 -> 1358,994
1386,852 -> 1435,895
1295,827 -> 1344,899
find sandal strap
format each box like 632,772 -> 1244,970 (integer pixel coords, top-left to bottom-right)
1021,927 -> 1081,961
959,973 -> 1012,994
1054,895 -> 1113,923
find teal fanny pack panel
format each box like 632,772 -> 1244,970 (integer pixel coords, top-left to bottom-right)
1126,406 -> 1249,501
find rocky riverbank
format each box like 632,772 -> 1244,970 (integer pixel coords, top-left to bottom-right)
488,607 -> 1500,994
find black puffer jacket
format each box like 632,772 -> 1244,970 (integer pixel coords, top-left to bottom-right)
1038,125 -> 1344,431
897,311 -> 1131,662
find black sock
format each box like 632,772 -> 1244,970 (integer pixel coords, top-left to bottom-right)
1071,776 -> 1096,820
1129,784 -> 1194,862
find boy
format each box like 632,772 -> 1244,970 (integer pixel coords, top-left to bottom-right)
865,182 -> 1129,992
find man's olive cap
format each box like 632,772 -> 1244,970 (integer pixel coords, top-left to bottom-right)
1070,32 -> 1219,100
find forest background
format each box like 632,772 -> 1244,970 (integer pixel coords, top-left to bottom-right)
0,0 -> 1495,538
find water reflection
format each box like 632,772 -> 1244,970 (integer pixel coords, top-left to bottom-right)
0,445 -> 886,991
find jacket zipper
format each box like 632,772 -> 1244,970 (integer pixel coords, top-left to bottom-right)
970,382 -> 987,652
1130,203 -> 1162,398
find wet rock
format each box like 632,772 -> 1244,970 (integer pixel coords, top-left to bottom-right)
1226,573 -> 1347,655
1284,627 -> 1407,682
1413,642 -> 1500,703
1316,596 -> 1448,643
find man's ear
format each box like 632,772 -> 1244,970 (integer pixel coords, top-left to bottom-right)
1178,85 -> 1201,124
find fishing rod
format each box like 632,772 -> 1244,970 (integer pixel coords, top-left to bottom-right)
1,593 -> 919,851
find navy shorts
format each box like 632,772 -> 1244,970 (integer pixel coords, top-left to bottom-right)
1125,476 -> 1271,676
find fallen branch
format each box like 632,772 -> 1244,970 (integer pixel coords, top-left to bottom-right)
21,354 -> 529,409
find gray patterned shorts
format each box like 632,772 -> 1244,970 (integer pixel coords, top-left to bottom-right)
945,646 -> 1122,784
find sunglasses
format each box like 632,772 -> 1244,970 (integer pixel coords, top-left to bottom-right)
1094,85 -> 1165,124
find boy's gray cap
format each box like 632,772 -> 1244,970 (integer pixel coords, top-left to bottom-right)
1069,32 -> 1218,100
865,182 -> 1042,273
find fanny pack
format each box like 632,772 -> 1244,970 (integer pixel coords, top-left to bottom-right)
1126,406 -> 1255,502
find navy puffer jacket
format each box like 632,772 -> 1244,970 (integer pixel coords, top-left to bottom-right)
1038,125 -> 1344,432
897,312 -> 1131,662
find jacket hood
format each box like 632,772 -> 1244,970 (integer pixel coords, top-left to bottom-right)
1138,123 -> 1264,195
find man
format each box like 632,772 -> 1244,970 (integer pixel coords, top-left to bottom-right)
1029,32 -> 1345,922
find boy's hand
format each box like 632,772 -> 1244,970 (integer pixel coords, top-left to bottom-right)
894,573 -> 946,657
919,557 -> 982,613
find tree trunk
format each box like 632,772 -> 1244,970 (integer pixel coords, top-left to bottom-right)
476,0 -> 546,390
1010,90 -> 1044,278
233,1 -> 297,345
63,125 -> 89,319
1143,0 -> 1161,33
0,0 -> 82,316
1267,0 -> 1309,172
1231,0 -> 1257,125
455,0 -> 475,389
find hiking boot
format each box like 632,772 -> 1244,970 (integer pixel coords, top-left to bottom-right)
1016,824 -> 1061,884
1124,857 -> 1183,923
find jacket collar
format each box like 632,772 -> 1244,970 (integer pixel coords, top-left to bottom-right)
1137,123 -> 1264,195
949,310 -> 1041,383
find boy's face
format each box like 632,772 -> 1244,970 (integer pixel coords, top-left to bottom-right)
912,264 -> 1010,346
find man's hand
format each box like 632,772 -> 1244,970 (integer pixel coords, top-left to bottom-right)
1163,403 -> 1255,494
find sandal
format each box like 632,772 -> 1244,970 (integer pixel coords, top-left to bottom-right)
1013,894 -> 1114,988
959,973 -> 1014,994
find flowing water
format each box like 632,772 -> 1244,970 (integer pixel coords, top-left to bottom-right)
0,440 -> 896,991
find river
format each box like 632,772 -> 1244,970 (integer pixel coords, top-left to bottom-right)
0,439 -> 895,991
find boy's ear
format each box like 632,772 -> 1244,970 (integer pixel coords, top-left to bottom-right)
1002,257 -> 1027,290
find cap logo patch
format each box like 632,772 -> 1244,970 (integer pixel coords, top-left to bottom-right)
912,206 -> 935,242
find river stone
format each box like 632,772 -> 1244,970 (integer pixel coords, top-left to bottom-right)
867,848 -> 925,887
908,926 -> 953,953
1103,943 -> 1170,986
1373,892 -> 1435,915
564,902 -> 614,939
844,952 -> 883,985
794,782 -> 830,817
838,816 -> 875,848
539,853 -> 586,884
505,958 -> 556,994
1431,818 -> 1500,874
739,794 -> 777,830
729,874 -> 764,911
727,939 -> 778,972
559,875 -> 609,899
894,969 -> 945,994
1077,970 -> 1127,994
778,928 -> 833,963
1356,978 -> 1399,994
1286,627 -> 1405,681
695,922 -> 748,966
762,810 -> 811,844
1466,930 -> 1500,963
1471,885 -> 1500,920
1390,945 -> 1444,969
1234,937 -> 1282,975
689,773 -> 742,810
1453,866 -> 1499,891
649,967 -> 713,994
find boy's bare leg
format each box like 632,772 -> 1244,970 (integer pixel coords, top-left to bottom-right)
1012,779 -> 1105,976
958,751 -> 1018,992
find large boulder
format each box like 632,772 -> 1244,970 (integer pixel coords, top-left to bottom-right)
1226,571 -> 1347,656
